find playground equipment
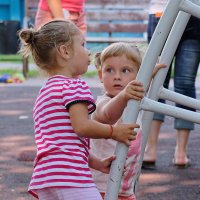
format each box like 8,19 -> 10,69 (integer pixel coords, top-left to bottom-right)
104,0 -> 200,199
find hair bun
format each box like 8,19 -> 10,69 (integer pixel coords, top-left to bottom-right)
19,29 -> 36,44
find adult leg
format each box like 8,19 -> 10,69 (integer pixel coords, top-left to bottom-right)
143,67 -> 171,166
143,120 -> 162,163
175,129 -> 190,166
143,13 -> 172,167
173,39 -> 200,166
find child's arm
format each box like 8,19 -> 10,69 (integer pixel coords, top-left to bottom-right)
147,63 -> 167,90
69,103 -> 139,145
47,0 -> 65,18
89,153 -> 116,174
152,63 -> 167,78
93,81 -> 144,124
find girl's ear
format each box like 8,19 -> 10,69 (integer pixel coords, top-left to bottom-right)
58,44 -> 71,60
98,70 -> 103,83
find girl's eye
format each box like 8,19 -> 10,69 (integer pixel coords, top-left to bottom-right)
105,68 -> 113,73
82,43 -> 85,47
122,68 -> 130,73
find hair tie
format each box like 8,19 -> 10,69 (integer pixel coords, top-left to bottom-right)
27,32 -> 35,45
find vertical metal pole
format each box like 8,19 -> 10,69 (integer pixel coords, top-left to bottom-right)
104,0 -> 183,199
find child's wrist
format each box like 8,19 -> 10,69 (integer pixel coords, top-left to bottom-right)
120,90 -> 127,101
106,124 -> 113,139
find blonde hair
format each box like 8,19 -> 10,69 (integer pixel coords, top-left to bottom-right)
18,20 -> 81,70
94,42 -> 142,71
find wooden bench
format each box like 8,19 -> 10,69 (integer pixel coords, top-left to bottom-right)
86,0 -> 149,45
22,0 -> 149,76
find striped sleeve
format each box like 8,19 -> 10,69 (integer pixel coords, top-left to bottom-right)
62,79 -> 96,114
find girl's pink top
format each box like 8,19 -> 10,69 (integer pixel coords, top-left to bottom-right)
39,0 -> 85,12
28,75 -> 96,199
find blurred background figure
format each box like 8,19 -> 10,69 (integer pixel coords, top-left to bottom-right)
35,0 -> 87,37
143,0 -> 200,169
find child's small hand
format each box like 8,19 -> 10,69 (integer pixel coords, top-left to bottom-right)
99,155 -> 116,174
122,80 -> 145,101
152,63 -> 167,78
98,156 -> 127,174
112,123 -> 139,145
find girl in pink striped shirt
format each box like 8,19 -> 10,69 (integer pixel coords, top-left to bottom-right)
18,20 -> 140,200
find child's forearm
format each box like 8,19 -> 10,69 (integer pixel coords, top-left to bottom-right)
97,92 -> 127,124
89,153 -> 115,174
88,153 -> 102,170
74,119 -> 113,139
69,103 -> 138,145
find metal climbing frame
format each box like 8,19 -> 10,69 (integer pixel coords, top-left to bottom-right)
104,0 -> 200,199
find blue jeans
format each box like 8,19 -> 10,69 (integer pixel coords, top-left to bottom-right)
148,14 -> 200,130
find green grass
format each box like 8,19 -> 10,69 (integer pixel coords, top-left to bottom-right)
0,67 -> 97,79
0,54 -> 34,63
0,68 -> 39,78
0,54 -> 98,78
0,68 -> 19,75
0,54 -> 22,62
0,68 -> 98,79
0,52 -> 105,79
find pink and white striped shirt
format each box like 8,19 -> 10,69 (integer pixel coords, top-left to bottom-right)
29,75 -> 96,198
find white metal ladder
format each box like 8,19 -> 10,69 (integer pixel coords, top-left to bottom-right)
104,0 -> 200,199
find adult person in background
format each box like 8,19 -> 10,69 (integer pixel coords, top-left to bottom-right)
143,0 -> 200,168
35,0 -> 87,37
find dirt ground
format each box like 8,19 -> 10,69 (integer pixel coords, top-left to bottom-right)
0,84 -> 200,200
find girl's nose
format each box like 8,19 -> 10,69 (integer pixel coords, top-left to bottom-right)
114,72 -> 121,80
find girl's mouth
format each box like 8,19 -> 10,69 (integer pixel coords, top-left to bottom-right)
113,84 -> 123,89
